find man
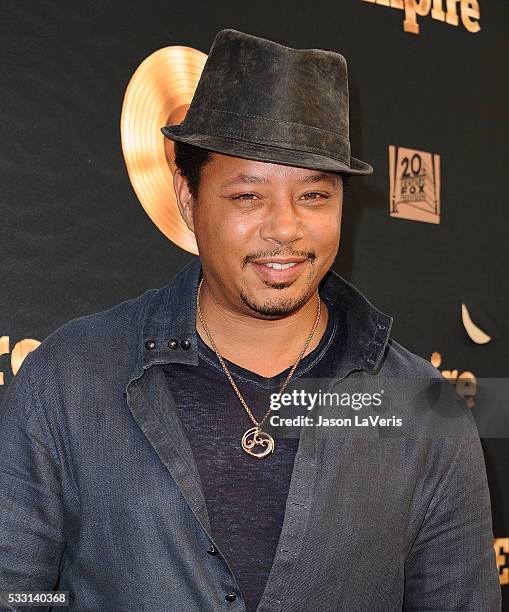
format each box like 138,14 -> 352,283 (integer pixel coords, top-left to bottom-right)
0,29 -> 501,612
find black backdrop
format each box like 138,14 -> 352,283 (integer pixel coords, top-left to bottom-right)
1,0 -> 508,603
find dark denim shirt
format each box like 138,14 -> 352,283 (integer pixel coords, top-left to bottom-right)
0,256 -> 501,611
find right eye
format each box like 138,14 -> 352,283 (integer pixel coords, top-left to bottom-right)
232,193 -> 259,201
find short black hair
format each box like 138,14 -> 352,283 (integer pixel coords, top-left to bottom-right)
173,140 -> 350,197
173,141 -> 214,199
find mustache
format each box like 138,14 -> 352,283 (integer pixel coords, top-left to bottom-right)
243,250 -> 316,267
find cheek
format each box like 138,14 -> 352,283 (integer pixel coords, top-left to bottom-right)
194,207 -> 255,261
308,210 -> 341,247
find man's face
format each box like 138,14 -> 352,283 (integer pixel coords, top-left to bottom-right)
175,152 -> 343,319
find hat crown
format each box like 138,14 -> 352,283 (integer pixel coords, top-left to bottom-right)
161,28 -> 373,175
183,29 -> 350,145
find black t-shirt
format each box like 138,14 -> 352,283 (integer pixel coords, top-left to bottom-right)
163,296 -> 342,611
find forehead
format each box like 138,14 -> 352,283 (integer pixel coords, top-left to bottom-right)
204,152 -> 340,187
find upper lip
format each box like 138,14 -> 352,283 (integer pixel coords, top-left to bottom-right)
251,257 -> 308,265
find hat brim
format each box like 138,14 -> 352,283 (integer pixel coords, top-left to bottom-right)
161,124 -> 373,176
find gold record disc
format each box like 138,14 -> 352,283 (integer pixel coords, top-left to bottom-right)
121,46 -> 207,254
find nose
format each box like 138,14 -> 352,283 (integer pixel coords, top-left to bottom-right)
259,196 -> 304,247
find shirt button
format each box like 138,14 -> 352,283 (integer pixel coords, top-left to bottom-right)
144,340 -> 156,350
168,339 -> 178,349
207,545 -> 218,555
225,592 -> 236,602
180,339 -> 191,350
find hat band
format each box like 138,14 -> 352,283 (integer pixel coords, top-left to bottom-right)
181,107 -> 351,166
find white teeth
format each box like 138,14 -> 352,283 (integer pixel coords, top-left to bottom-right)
264,262 -> 299,270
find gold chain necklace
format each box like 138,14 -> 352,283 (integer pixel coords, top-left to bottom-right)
196,277 -> 321,459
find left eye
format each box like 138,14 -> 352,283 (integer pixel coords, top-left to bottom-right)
302,192 -> 323,200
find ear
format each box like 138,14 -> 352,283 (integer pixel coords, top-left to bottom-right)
173,169 -> 195,233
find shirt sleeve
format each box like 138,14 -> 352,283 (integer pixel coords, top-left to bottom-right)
0,352 -> 66,598
403,424 -> 502,611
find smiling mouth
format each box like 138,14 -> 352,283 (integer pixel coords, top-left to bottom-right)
259,261 -> 301,270
250,258 -> 309,283
250,256 -> 308,267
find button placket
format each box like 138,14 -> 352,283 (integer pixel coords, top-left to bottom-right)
255,434 -> 318,611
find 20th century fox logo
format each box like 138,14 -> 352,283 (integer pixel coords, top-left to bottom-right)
363,0 -> 481,34
389,146 -> 441,224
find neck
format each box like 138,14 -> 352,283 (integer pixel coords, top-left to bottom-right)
196,281 -> 329,378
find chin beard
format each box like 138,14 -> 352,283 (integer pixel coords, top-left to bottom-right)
239,286 -> 312,318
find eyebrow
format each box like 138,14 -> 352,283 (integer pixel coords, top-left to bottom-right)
298,172 -> 339,186
220,171 -> 338,188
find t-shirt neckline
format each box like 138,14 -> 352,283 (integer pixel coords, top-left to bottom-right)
196,296 -> 339,389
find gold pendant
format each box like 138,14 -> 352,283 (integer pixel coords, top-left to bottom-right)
241,427 -> 275,459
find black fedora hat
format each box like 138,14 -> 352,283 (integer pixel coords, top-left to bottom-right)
161,29 -> 373,176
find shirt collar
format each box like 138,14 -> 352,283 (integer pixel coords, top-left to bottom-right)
137,256 -> 393,377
